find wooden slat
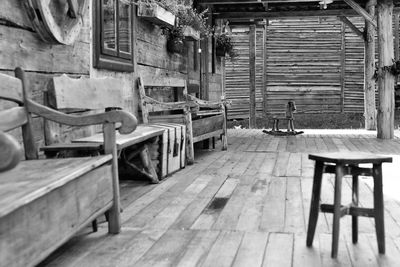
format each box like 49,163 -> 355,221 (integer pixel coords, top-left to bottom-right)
0,73 -> 23,104
0,107 -> 28,131
47,74 -> 125,110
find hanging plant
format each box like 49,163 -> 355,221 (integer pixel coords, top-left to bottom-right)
373,60 -> 400,81
215,33 -> 237,60
162,26 -> 184,53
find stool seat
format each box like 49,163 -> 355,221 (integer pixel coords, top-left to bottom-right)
306,152 -> 392,258
309,152 -> 392,165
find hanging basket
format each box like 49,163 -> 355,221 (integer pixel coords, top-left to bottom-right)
216,46 -> 227,57
167,39 -> 184,54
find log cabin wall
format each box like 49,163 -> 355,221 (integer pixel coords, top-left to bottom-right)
224,16 -> 399,120
0,0 -> 221,147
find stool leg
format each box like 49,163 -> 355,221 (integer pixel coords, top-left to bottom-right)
306,161 -> 324,247
331,164 -> 344,258
373,163 -> 385,254
352,168 -> 359,244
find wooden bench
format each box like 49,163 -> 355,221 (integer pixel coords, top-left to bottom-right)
0,68 -> 137,267
41,74 -> 166,183
138,76 -> 228,165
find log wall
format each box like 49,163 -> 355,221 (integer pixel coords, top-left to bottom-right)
225,16 -> 399,119
0,0 -> 221,147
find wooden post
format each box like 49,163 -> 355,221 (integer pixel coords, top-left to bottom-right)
394,12 -> 399,61
377,0 -> 395,139
249,24 -> 257,129
364,0 -> 377,130
340,21 -> 346,113
262,22 -> 267,120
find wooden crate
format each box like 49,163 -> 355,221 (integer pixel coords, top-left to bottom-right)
151,123 -> 186,178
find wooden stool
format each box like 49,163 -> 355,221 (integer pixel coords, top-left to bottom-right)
306,152 -> 392,258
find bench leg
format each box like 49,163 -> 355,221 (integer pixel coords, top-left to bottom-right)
306,161 -> 324,247
352,168 -> 359,244
331,164 -> 344,258
373,163 -> 385,254
140,145 -> 159,184
103,123 -> 121,234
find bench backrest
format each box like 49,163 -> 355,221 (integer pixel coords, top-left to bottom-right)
0,68 -> 39,160
47,74 -> 125,110
138,76 -> 189,124
45,74 -> 126,144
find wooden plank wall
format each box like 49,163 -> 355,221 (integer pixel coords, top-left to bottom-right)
224,16 -> 399,120
265,17 -> 342,115
344,17 -> 368,113
0,1 -> 221,147
225,29 -> 264,119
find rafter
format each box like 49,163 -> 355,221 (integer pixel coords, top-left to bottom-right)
343,0 -> 377,28
338,16 -> 364,40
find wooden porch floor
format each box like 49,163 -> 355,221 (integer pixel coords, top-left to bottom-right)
40,129 -> 400,267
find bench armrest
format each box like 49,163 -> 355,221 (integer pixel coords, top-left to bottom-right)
27,100 -> 137,134
186,95 -> 223,110
142,95 -> 193,112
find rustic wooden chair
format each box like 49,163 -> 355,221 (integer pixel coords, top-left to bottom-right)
138,76 -> 228,164
0,68 -> 137,267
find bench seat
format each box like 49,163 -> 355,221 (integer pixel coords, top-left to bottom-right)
0,156 -> 114,266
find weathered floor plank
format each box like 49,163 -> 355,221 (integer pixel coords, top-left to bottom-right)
40,129 -> 400,267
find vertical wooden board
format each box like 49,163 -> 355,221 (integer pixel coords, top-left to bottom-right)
286,153 -> 302,177
39,231 -> 111,267
100,228 -> 168,266
301,178 -> 330,236
132,229 -> 196,267
293,233 -> 322,267
260,177 -> 286,232
68,229 -> 141,267
285,178 -> 306,233
367,234 -> 400,267
343,234 -> 378,267
200,230 -> 244,267
236,177 -> 269,231
121,178 -> 179,222
212,183 -> 251,230
232,231 -> 269,267
319,233 -> 352,266
171,175 -> 228,230
146,175 -> 212,230
175,230 -> 220,267
258,152 -> 278,176
243,151 -> 269,177
273,152 -> 290,177
262,232 -> 294,267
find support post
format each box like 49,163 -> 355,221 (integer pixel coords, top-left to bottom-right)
364,0 -> 377,130
249,24 -> 257,128
377,0 -> 395,139
262,21 -> 267,120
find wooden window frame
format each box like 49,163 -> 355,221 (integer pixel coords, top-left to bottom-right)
93,0 -> 135,72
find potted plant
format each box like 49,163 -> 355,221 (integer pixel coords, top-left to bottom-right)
215,33 -> 236,59
162,26 -> 184,54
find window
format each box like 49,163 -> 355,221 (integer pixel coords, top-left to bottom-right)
94,0 -> 135,72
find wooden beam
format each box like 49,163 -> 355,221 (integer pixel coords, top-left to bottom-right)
214,8 -> 400,19
262,22 -> 267,119
249,24 -> 257,129
377,0 -> 395,139
344,0 -> 377,28
364,0 -> 377,130
340,21 -> 346,113
394,12 -> 399,60
214,9 -> 367,19
338,16 -> 364,40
